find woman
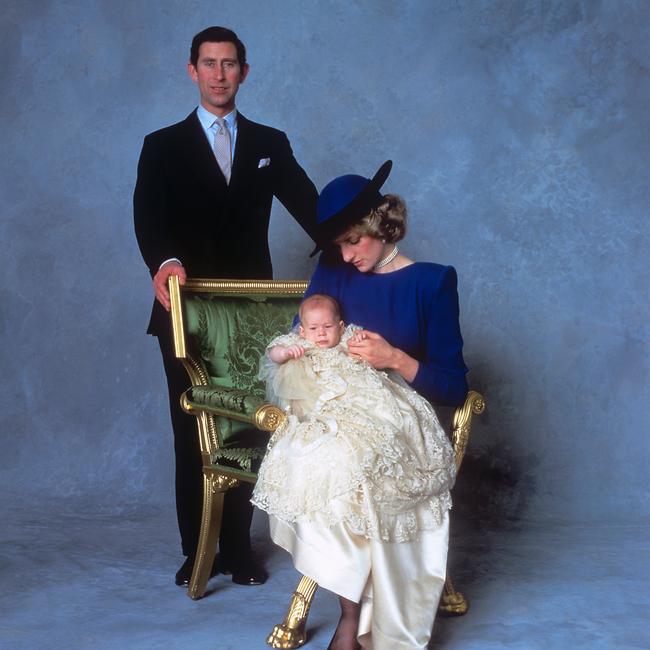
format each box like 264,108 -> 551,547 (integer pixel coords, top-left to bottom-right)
267,161 -> 468,650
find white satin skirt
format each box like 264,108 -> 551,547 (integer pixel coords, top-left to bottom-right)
270,511 -> 449,650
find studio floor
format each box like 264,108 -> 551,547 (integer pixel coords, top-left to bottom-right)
1,496 -> 648,650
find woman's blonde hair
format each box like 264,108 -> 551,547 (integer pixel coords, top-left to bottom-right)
342,194 -> 407,243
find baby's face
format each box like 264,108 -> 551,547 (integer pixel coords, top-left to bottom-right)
299,305 -> 344,348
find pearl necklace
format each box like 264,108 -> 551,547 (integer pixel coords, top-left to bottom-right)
373,245 -> 399,270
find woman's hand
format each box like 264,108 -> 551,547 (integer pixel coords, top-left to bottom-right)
347,330 -> 419,382
347,330 -> 394,367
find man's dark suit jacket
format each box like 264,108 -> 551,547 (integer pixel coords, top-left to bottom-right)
134,109 -> 318,335
133,109 -> 317,562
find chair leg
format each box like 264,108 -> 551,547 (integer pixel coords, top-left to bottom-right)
187,472 -> 237,600
267,575 -> 318,649
437,575 -> 469,616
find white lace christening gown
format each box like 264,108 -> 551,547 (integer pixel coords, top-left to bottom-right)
252,326 -> 456,543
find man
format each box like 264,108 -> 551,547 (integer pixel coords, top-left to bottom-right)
134,26 -> 317,587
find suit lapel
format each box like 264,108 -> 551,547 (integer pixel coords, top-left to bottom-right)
230,112 -> 255,187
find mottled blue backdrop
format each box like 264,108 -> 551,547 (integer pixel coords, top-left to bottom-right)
1,0 -> 648,524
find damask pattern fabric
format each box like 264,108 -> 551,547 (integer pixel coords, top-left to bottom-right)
252,326 -> 456,543
185,295 -> 299,396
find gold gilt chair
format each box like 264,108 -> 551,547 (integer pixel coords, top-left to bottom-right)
168,275 -> 485,649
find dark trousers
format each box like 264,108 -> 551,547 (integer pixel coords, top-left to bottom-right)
157,325 -> 254,565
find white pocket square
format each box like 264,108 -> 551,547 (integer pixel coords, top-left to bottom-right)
258,157 -> 271,168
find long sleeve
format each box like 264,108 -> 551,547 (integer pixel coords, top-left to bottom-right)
411,266 -> 468,406
270,132 -> 318,241
133,135 -> 179,276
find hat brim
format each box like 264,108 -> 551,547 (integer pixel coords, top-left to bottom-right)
310,160 -> 392,257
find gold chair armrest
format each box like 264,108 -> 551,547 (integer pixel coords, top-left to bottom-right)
168,274 -> 186,358
253,404 -> 287,432
181,393 -> 287,432
451,390 -> 485,472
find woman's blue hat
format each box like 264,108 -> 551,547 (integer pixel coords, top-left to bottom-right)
310,160 -> 392,257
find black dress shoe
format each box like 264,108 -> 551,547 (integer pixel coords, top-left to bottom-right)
220,558 -> 268,586
174,556 -> 219,587
175,556 -> 194,586
231,562 -> 268,585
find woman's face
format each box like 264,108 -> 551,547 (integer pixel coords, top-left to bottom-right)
335,231 -> 386,273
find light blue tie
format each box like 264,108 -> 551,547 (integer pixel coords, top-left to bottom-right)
213,118 -> 231,184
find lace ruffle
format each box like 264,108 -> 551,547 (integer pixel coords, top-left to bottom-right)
252,328 -> 456,542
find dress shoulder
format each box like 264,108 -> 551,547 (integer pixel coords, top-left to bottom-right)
403,263 -> 459,301
408,261 -> 456,281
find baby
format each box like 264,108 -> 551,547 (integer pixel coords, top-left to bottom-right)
253,293 -> 456,542
268,293 -> 360,362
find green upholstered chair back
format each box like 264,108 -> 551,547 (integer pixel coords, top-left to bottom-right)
173,280 -> 305,451
184,296 -> 299,397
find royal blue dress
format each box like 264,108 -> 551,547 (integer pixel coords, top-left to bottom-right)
304,255 -> 468,406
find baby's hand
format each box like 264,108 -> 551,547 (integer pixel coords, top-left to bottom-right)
351,329 -> 367,344
284,344 -> 305,360
269,344 -> 305,363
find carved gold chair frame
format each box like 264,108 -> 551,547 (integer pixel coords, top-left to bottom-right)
168,275 -> 485,649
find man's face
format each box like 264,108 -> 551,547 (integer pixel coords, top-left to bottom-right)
299,305 -> 344,348
188,41 -> 249,116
